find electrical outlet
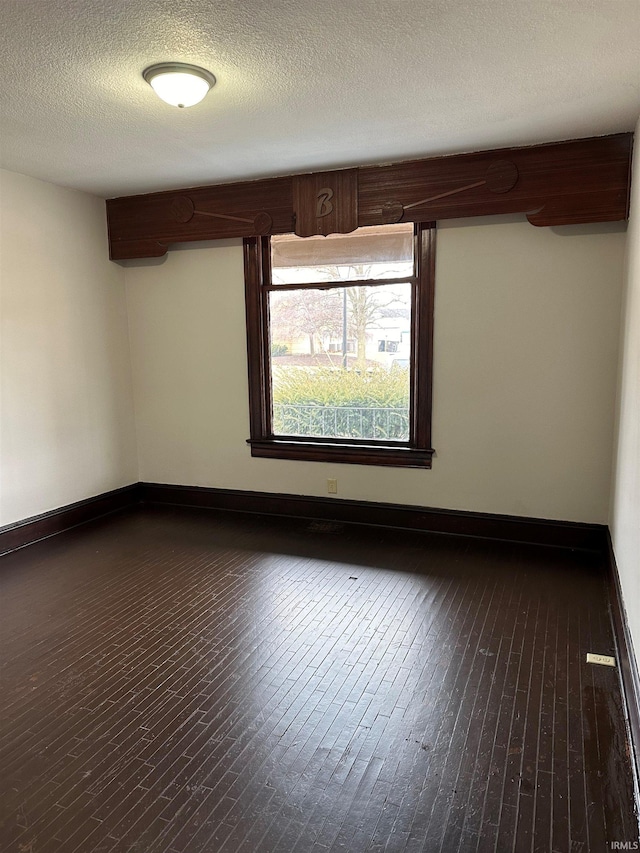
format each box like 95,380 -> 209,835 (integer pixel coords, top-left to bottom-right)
327,478 -> 338,494
586,653 -> 616,667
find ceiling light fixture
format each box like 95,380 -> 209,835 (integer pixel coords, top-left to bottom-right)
143,62 -> 216,108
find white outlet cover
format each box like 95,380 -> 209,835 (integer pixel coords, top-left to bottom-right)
586,653 -> 616,667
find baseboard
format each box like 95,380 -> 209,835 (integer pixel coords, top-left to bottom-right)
0,484 -> 139,557
138,482 -> 607,551
0,481 -> 609,558
606,533 -> 640,791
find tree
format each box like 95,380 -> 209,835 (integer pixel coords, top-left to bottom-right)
346,285 -> 380,369
270,288 -> 342,355
271,263 -> 407,367
340,266 -> 406,369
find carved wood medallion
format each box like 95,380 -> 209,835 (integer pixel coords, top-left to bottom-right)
293,169 -> 358,237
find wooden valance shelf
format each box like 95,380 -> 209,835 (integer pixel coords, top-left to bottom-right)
106,133 -> 632,260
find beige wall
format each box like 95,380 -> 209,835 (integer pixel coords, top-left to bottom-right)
611,116 -> 640,669
0,169 -> 137,526
125,215 -> 624,523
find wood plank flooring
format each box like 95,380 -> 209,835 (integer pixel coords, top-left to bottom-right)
0,506 -> 637,853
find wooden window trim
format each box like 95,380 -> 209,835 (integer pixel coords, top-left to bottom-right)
243,223 -> 436,468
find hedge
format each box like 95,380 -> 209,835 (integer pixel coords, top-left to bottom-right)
272,365 -> 410,408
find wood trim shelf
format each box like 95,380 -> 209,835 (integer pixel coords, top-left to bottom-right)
107,134 -> 633,260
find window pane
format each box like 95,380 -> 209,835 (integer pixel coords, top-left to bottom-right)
269,283 -> 412,441
271,223 -> 414,285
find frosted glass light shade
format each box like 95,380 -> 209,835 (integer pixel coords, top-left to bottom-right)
143,63 -> 216,108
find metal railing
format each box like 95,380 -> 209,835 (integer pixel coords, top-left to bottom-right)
273,404 -> 410,440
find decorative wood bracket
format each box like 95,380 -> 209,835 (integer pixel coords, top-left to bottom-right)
107,134 -> 632,260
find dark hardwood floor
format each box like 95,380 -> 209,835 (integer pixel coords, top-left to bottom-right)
0,506 -> 637,853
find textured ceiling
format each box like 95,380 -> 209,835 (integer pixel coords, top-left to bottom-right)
1,0 -> 639,198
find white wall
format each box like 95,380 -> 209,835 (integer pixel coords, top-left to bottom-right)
125,215 -> 625,523
0,169 -> 137,526
611,117 -> 640,668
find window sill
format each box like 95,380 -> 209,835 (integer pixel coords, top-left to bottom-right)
247,439 -> 434,468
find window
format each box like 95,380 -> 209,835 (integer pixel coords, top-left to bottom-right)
244,222 -> 435,467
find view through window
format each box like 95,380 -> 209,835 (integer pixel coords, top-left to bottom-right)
244,222 -> 435,467
269,224 -> 414,442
